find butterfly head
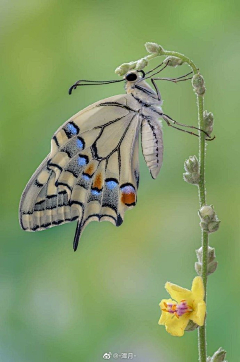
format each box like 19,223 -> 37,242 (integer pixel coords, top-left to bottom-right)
124,70 -> 146,93
124,70 -> 159,104
124,70 -> 144,83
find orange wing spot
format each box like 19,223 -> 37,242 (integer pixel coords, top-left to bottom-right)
93,173 -> 103,190
85,163 -> 95,176
121,192 -> 136,206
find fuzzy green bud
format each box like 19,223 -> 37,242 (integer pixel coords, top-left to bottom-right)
203,110 -> 214,135
208,220 -> 221,233
199,205 -> 215,222
195,246 -> 218,276
128,61 -> 137,70
136,58 -> 148,70
207,260 -> 218,275
145,42 -> 164,55
211,347 -> 227,362
195,262 -> 202,276
184,155 -> 199,173
183,172 -> 200,185
196,86 -> 206,95
192,74 -> 206,96
192,74 -> 204,88
164,56 -> 184,67
183,155 -> 200,185
185,320 -> 199,332
198,205 -> 220,233
115,63 -> 131,76
195,260 -> 218,276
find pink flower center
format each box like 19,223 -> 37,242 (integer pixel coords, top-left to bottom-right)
162,300 -> 193,318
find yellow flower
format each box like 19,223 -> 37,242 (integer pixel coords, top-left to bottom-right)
158,276 -> 206,337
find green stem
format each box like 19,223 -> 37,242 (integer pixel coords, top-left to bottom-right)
197,94 -> 208,362
159,49 -> 208,362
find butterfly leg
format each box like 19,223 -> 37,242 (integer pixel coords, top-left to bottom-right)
151,79 -> 162,102
162,113 -> 215,140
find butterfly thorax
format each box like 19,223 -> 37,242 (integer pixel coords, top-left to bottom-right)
125,78 -> 161,107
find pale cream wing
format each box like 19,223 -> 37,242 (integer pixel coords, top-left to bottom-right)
141,118 -> 163,179
19,94 -> 141,250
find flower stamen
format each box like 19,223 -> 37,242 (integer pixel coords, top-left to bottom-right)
161,300 -> 193,318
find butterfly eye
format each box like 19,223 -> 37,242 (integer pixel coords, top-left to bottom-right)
125,73 -> 138,82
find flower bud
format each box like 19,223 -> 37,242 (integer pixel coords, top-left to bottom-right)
195,246 -> 218,276
128,61 -> 137,70
195,261 -> 202,276
211,347 -> 227,362
192,74 -> 206,96
164,56 -> 184,67
185,320 -> 199,332
203,110 -> 214,135
196,246 -> 216,263
198,205 -> 220,233
199,205 -> 215,222
136,58 -> 148,70
183,172 -> 200,185
184,155 -> 199,173
115,63 -> 131,76
207,246 -> 216,262
208,220 -> 221,233
207,260 -> 218,275
200,221 -> 209,232
183,156 -> 200,185
192,74 -> 204,88
196,86 -> 206,95
145,42 -> 164,55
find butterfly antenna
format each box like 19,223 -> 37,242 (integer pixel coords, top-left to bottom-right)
137,62 -> 169,84
145,61 -> 164,75
69,78 -> 124,95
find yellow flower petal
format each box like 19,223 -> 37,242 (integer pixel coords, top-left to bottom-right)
158,299 -> 175,325
191,276 -> 205,302
164,314 -> 190,337
190,300 -> 206,326
165,282 -> 193,303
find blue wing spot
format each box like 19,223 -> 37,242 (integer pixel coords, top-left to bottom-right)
82,174 -> 91,181
78,156 -> 88,166
121,184 -> 135,194
67,123 -> 78,135
76,137 -> 84,150
106,179 -> 118,190
91,189 -> 101,196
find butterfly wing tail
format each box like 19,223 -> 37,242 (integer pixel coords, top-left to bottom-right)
73,219 -> 83,251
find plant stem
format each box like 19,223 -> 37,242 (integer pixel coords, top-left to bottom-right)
196,93 -> 208,362
159,49 -> 208,362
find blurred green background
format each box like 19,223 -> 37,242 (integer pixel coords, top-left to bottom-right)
1,0 -> 239,361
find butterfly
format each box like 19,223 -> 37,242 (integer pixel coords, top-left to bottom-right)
19,63 -> 204,251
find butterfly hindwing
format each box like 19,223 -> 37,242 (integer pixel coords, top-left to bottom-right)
19,94 -> 142,249
141,118 -> 164,179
